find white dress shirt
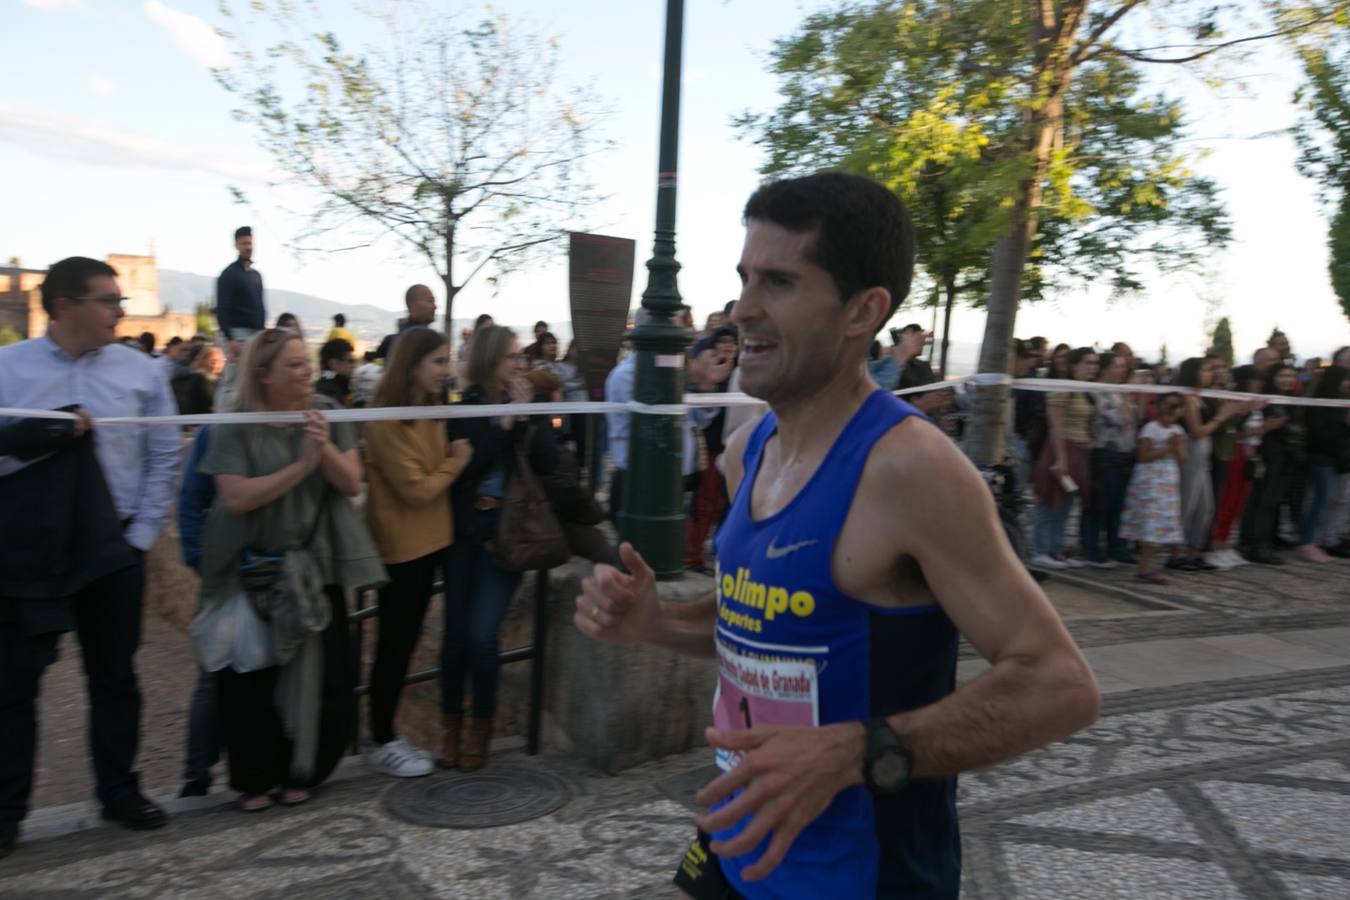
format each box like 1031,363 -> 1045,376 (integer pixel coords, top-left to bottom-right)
0,334 -> 181,550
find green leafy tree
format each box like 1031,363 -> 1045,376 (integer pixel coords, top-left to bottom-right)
215,2 -> 609,332
0,326 -> 22,347
745,0 -> 1348,465
1207,316 -> 1235,365
195,302 -> 216,339
1332,193 -> 1350,315
1287,7 -> 1350,319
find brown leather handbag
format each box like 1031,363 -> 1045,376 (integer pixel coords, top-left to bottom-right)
488,428 -> 572,573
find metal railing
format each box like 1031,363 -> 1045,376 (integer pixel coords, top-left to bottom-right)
347,570 -> 551,757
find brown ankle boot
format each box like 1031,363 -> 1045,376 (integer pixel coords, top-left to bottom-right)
459,718 -> 493,771
436,714 -> 462,769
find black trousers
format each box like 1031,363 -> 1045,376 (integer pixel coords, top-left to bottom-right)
608,468 -> 625,525
0,562 -> 145,825
216,586 -> 353,795
368,551 -> 442,744
1243,454 -> 1294,554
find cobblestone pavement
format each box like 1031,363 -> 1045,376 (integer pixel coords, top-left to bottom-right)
5,556 -> 1347,898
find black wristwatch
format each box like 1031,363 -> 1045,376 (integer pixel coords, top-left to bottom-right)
863,717 -> 913,795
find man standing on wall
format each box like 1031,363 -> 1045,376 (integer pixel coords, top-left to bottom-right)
213,226 -> 265,407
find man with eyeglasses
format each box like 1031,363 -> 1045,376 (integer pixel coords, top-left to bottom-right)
214,225 -> 266,408
0,256 -> 179,857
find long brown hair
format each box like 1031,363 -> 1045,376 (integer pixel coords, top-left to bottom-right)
371,326 -> 447,407
466,325 -> 516,398
230,328 -> 306,412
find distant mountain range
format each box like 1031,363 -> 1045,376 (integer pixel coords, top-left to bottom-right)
156,268 -> 982,373
157,270 -> 576,348
157,270 -> 405,345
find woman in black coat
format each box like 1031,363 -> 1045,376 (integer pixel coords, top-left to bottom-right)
1241,365 -> 1304,564
439,326 -> 557,770
1302,365 -> 1350,559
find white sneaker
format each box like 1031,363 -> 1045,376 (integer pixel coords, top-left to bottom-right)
1224,549 -> 1249,567
1088,559 -> 1118,570
1031,554 -> 1067,570
364,736 -> 433,778
1062,556 -> 1087,569
1205,551 -> 1234,570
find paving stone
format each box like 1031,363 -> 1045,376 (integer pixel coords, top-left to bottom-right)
1003,845 -> 1242,900
1084,638 -> 1284,688
1271,627 -> 1350,659
1278,871 -> 1350,900
1194,632 -> 1350,670
1267,759 -> 1350,783
1199,781 -> 1350,862
1007,789 -> 1203,845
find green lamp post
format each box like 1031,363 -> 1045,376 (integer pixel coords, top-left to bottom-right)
618,0 -> 689,579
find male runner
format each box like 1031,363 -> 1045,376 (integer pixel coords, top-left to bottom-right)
574,173 -> 1101,899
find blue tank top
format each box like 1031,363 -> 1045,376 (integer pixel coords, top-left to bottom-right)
711,390 -> 961,899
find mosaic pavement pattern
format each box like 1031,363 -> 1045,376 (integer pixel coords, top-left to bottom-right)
4,666 -> 1346,898
3,559 -> 1346,898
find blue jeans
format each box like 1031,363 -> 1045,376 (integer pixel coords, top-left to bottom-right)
1008,434 -> 1032,494
1034,500 -> 1071,557
1301,464 -> 1337,546
439,511 -> 523,720
1082,449 -> 1134,562
182,668 -> 220,783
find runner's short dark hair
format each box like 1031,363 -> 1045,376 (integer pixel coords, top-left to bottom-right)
743,173 -> 916,328
234,226 -> 252,240
39,256 -> 118,315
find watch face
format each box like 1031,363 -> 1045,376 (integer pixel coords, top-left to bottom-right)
873,751 -> 910,790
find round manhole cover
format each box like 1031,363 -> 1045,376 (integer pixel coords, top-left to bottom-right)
382,762 -> 573,828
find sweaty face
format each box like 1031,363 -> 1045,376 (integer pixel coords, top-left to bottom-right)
732,221 -> 850,406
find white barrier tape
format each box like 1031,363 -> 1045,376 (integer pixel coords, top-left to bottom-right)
967,373 -> 1016,387
980,376 -> 1350,409
1,377 -> 1346,427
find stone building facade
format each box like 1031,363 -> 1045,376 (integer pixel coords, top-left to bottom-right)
0,255 -> 198,346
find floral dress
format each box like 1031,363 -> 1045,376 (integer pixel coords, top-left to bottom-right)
1120,421 -> 1184,545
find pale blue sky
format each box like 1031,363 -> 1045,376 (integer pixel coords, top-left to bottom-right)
3,0 -> 1347,371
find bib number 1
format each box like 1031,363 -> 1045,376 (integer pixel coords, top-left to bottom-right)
713,642 -> 819,771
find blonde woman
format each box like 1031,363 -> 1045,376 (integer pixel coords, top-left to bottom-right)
362,327 -> 472,776
193,328 -> 385,812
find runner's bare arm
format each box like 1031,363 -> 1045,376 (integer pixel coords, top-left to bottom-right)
879,421 -> 1101,776
573,418 -> 756,658
574,547 -> 720,657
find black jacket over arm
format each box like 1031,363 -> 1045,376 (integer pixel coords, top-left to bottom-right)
447,386 -> 560,540
0,421 -> 137,599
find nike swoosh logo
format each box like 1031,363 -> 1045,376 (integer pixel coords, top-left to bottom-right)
765,538 -> 819,560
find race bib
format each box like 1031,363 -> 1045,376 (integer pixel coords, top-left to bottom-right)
713,639 -> 819,771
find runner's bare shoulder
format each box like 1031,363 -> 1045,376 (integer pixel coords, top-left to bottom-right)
722,417 -> 760,498
858,416 -> 999,547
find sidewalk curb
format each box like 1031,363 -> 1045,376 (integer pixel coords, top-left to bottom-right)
20,733 -> 529,846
